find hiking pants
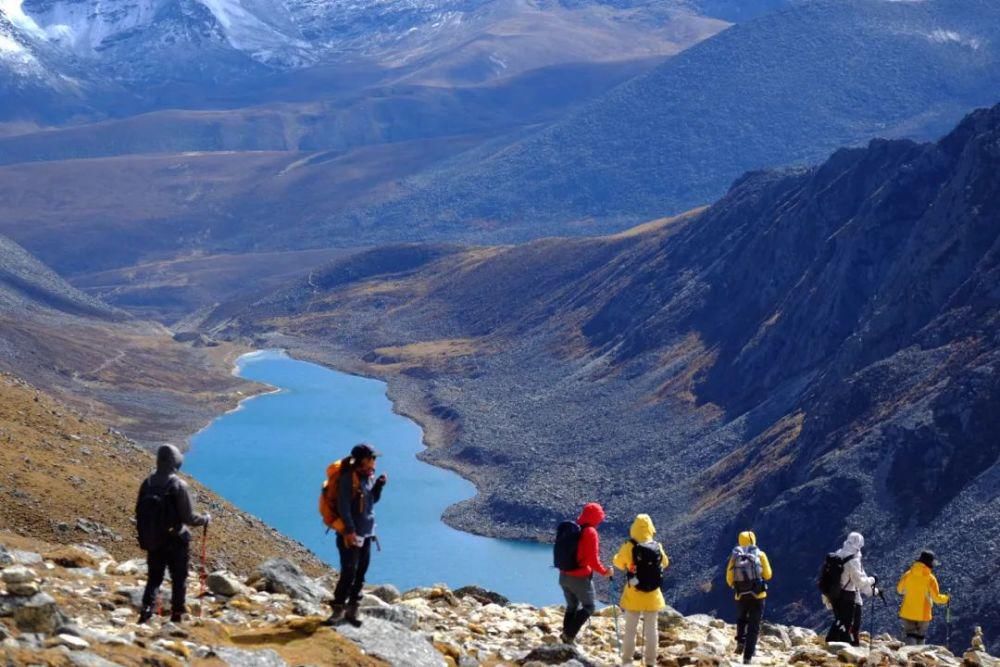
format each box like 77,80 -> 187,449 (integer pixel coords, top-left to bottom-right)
333,534 -> 372,605
736,596 -> 765,662
621,610 -> 658,666
141,535 -> 190,615
901,619 -> 930,645
826,594 -> 862,646
559,573 -> 596,640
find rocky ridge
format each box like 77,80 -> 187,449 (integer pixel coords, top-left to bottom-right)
1,532 -> 998,667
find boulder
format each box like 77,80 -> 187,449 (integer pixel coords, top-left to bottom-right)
113,560 -> 146,576
363,604 -> 420,630
249,559 -> 330,603
45,547 -> 98,569
369,584 -> 402,604
68,653 -> 125,667
964,651 -> 1000,667
0,545 -> 12,566
50,633 -> 90,650
7,582 -> 41,597
454,585 -> 510,607
14,592 -> 63,634
837,644 -> 869,663
206,571 -> 244,597
10,550 -> 43,566
1,566 -> 36,585
336,616 -> 447,667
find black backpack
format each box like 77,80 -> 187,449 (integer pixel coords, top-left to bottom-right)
629,539 -> 664,592
731,545 -> 765,597
136,478 -> 176,551
553,521 -> 582,570
818,552 -> 854,599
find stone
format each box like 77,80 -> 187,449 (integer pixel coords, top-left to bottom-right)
14,592 -> 62,634
45,547 -> 98,569
53,633 -> 91,650
370,583 -> 402,603
363,604 -> 420,629
113,560 -> 146,576
214,647 -> 289,666
337,616 -> 448,667
248,559 -> 330,603
517,645 -> 599,666
114,586 -> 144,609
836,644 -> 868,663
7,582 -> 41,597
454,585 -> 510,607
964,651 -> 1000,667
0,545 -> 12,566
1,565 -> 35,584
361,593 -> 391,608
207,571 -> 244,597
10,550 -> 43,565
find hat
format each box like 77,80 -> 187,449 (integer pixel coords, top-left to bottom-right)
350,443 -> 381,461
918,550 -> 937,568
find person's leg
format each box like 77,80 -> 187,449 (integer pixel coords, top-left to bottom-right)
621,610 -> 639,665
560,574 -> 581,641
344,538 -> 373,626
564,575 -> 596,640
827,596 -> 851,643
736,597 -> 750,653
744,598 -> 765,663
849,602 -> 863,646
140,547 -> 168,622
333,534 -> 360,605
641,610 -> 658,666
166,537 -> 190,621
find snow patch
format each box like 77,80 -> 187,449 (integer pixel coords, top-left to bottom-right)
925,29 -> 982,50
195,0 -> 310,60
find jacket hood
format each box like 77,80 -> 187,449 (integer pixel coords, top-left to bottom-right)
738,531 -> 757,547
578,502 -> 605,527
908,562 -> 932,578
156,444 -> 183,474
841,531 -> 864,555
629,514 -> 656,542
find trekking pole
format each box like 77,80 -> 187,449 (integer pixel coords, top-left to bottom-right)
198,525 -> 208,617
609,574 -> 621,653
945,600 -> 951,652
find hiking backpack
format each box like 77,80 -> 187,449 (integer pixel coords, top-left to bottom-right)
731,545 -> 765,597
135,478 -> 175,551
817,552 -> 855,600
319,459 -> 351,533
629,539 -> 664,592
553,521 -> 582,570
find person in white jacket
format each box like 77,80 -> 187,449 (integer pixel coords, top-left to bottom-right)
825,532 -> 879,646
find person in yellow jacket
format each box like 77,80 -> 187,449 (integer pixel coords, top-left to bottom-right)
897,550 -> 950,645
725,531 -> 773,665
612,514 -> 670,667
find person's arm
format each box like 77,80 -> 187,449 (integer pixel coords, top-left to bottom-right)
849,558 -> 875,596
660,545 -> 670,570
174,479 -> 208,527
760,551 -> 773,581
726,556 -> 736,588
579,528 -> 610,576
612,541 -> 632,572
896,571 -> 908,596
372,474 -> 386,504
135,479 -> 146,520
337,468 -> 356,536
929,574 -> 950,605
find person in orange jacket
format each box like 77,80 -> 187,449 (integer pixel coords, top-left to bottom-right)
612,514 -> 670,667
897,550 -> 950,645
726,531 -> 773,664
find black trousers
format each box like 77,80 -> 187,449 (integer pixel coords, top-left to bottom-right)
141,535 -> 190,614
333,534 -> 372,605
736,596 -> 765,661
827,594 -> 863,645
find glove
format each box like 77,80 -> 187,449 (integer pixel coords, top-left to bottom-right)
942,593 -> 950,604
202,513 -> 211,526
344,532 -> 359,547
377,474 -> 388,485
872,586 -> 880,597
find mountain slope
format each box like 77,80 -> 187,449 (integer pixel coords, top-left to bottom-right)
205,103 -> 1000,648
0,233 -> 256,444
334,0 -> 1000,239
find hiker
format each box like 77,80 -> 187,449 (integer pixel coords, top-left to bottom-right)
612,514 -> 670,667
554,502 -> 611,644
896,550 -> 950,645
320,443 -> 387,627
135,444 -> 210,624
726,530 -> 773,664
824,531 -> 879,646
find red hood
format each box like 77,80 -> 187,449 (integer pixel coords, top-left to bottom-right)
577,502 -> 605,527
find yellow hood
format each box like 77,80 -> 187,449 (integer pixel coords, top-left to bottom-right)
738,531 -> 757,547
630,514 -> 657,542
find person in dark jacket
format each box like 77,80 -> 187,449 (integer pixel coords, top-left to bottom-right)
559,502 -> 611,644
326,443 -> 387,627
136,444 -> 210,624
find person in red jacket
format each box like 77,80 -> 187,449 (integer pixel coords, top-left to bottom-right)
559,502 -> 611,644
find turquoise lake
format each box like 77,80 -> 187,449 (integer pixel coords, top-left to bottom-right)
185,350 -> 560,605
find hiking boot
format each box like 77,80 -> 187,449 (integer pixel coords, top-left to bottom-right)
322,604 -> 346,626
138,607 -> 153,625
170,612 -> 184,624
735,642 -> 745,656
344,603 -> 362,628
559,631 -> 574,645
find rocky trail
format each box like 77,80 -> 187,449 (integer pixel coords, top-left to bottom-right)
2,532 -> 997,667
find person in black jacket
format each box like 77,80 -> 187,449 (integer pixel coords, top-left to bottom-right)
136,444 -> 210,624
326,443 -> 387,627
